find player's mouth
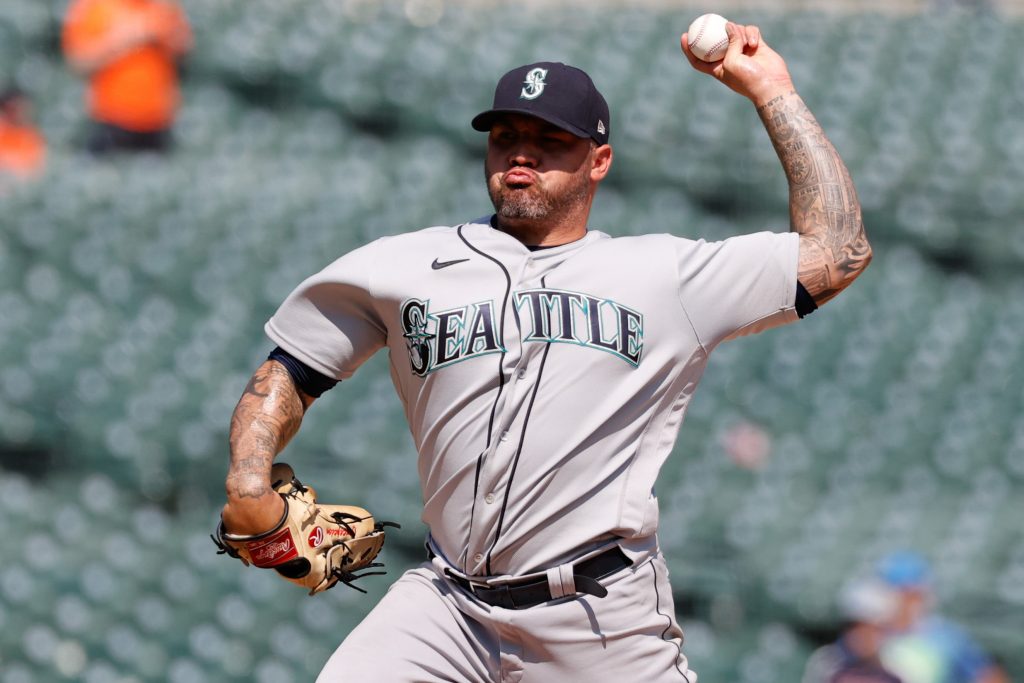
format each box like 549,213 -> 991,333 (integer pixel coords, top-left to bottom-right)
503,168 -> 537,188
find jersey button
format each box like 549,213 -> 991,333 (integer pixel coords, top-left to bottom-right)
499,430 -> 509,441
517,368 -> 527,379
473,553 -> 484,563
485,493 -> 495,504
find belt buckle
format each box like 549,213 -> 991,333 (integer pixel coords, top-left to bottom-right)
465,577 -> 492,594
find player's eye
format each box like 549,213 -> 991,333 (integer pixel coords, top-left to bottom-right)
542,135 -> 572,149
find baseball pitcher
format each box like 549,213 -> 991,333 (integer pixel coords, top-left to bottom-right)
218,21 -> 871,682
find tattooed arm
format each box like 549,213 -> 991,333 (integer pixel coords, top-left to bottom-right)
221,360 -> 316,535
681,21 -> 871,305
757,91 -> 871,304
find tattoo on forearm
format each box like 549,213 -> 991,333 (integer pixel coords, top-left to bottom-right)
226,361 -> 306,500
758,92 -> 871,304
225,455 -> 273,499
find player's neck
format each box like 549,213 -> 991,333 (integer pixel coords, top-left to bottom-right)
492,213 -> 589,248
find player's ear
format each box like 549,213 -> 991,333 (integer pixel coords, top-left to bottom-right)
590,144 -> 613,182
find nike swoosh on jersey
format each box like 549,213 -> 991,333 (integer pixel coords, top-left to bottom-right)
431,258 -> 470,270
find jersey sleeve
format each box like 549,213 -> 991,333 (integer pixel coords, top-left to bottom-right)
264,240 -> 388,380
675,231 -> 800,349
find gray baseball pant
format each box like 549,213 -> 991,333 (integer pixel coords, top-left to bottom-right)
317,551 -> 696,682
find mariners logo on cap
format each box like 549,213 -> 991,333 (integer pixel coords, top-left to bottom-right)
520,67 -> 548,100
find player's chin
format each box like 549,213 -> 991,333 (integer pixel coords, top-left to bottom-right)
495,201 -> 550,221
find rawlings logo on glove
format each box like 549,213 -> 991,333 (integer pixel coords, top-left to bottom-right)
213,463 -> 399,595
248,528 -> 299,566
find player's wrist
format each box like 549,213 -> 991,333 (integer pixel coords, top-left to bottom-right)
749,78 -> 796,109
221,492 -> 285,535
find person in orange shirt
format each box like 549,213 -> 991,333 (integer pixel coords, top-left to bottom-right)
62,0 -> 192,154
0,88 -> 46,183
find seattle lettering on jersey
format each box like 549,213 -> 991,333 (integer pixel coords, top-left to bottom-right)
401,298 -> 504,377
514,288 -> 644,366
400,289 -> 644,376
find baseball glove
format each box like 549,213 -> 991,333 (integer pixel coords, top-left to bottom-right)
213,463 -> 398,595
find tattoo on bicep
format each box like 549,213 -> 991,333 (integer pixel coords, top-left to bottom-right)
242,368 -> 271,399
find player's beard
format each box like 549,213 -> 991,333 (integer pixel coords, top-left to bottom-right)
488,163 -> 591,222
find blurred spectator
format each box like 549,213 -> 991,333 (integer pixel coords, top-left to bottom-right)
0,87 -> 46,182
61,0 -> 192,154
722,420 -> 772,471
803,577 -> 904,683
874,552 -> 1003,683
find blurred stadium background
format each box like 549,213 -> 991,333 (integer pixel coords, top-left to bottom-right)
2,0 -> 1024,681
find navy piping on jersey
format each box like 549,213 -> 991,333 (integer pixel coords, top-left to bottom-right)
484,340 -> 552,574
483,274 -> 553,574
268,347 -> 339,397
456,223 -> 513,574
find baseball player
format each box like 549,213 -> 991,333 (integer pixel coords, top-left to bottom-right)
220,22 -> 871,682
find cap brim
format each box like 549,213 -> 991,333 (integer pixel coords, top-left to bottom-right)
471,108 -> 592,140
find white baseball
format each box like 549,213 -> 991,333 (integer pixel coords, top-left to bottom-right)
687,13 -> 730,63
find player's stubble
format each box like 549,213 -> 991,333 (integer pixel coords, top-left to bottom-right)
486,147 -> 593,222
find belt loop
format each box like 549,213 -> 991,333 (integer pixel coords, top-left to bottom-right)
499,584 -> 515,609
546,563 -> 576,599
545,567 -> 565,599
559,563 -> 576,596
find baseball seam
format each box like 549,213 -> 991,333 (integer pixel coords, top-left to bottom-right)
689,21 -> 706,51
706,37 -> 729,60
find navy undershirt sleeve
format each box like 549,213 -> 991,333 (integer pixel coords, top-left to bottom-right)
267,347 -> 339,398
795,281 -> 818,319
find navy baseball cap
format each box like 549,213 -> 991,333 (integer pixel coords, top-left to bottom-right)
472,62 -> 610,146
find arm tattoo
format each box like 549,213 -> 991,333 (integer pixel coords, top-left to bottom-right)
225,361 -> 307,500
757,92 -> 871,305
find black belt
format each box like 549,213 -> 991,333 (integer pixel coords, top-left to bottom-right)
434,546 -> 631,610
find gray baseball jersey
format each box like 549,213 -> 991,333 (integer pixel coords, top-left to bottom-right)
266,218 -> 799,579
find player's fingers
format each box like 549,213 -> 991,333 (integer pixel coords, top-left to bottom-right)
747,25 -> 762,49
734,23 -> 752,47
723,22 -> 746,61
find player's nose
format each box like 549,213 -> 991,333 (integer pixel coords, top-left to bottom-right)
508,148 -> 538,168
